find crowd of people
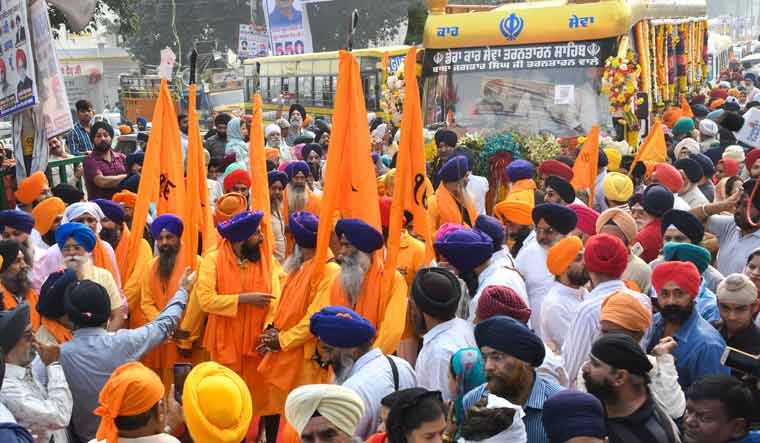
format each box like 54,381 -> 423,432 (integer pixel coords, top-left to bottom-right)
3,69 -> 760,443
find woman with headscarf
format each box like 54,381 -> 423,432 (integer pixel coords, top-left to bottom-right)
386,389 -> 447,443
224,117 -> 249,167
446,348 -> 486,440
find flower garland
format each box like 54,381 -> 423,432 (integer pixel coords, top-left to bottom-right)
380,64 -> 404,126
459,132 -> 486,173
521,133 -> 562,165
601,53 -> 641,129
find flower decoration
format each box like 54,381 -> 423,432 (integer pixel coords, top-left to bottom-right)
380,64 -> 405,126
602,53 -> 641,129
521,133 -> 561,165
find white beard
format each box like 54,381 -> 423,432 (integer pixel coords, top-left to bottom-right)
287,184 -> 308,212
332,352 -> 357,384
283,245 -> 304,274
339,250 -> 372,307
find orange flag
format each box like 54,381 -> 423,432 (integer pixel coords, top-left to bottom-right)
680,95 -> 694,118
383,47 -> 433,295
631,120 -> 667,170
571,125 -> 600,205
185,83 -> 214,264
248,94 -> 274,278
127,79 -> 187,274
313,51 -> 382,285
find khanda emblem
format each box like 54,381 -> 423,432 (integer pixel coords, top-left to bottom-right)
500,13 -> 525,41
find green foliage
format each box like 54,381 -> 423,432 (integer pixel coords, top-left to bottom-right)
404,0 -> 427,45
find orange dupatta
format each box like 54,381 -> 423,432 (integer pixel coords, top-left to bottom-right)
40,317 -> 72,343
2,287 -> 40,330
114,225 -> 134,283
93,239 -> 120,286
329,255 -> 389,330
435,184 -> 477,227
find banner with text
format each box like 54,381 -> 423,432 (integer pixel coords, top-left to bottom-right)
0,0 -> 38,117
263,0 -> 313,55
239,24 -> 269,59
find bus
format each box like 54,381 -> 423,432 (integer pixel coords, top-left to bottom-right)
119,74 -> 180,123
203,68 -> 248,116
421,0 -> 708,139
243,46 -> 410,122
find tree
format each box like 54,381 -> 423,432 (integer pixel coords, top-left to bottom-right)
404,0 -> 427,45
304,0 -> 408,51
48,0 -> 140,36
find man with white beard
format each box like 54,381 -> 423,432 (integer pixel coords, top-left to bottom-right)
309,306 -> 415,440
282,161 -> 321,259
55,222 -> 124,330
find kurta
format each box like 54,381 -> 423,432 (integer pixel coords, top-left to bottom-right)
1,284 -> 40,330
426,185 -> 477,234
258,258 -> 339,413
196,241 -> 282,416
114,226 -> 153,291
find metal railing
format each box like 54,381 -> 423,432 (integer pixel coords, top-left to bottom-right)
0,156 -> 86,209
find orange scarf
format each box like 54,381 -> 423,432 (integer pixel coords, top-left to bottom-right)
435,184 -> 477,227
203,241 -> 271,369
114,225 -> 134,283
329,255 -> 389,329
93,239 -> 120,286
40,317 -> 72,343
2,285 -> 40,330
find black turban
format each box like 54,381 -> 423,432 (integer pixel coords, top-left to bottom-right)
52,183 -> 84,206
37,269 -> 78,319
64,280 -> 111,328
660,209 -> 704,243
673,158 -> 703,183
89,121 -> 114,143
591,333 -> 652,376
474,315 -> 545,367
719,111 -> 745,132
434,129 -> 458,148
410,268 -> 461,320
544,176 -> 576,203
0,304 -> 29,353
689,153 -> 716,178
531,203 -> 577,235
642,184 -> 674,217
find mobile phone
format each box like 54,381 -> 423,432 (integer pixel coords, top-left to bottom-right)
721,347 -> 760,377
173,363 -> 193,404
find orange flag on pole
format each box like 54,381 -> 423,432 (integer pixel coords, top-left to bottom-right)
631,120 -> 667,169
571,125 -> 600,205
185,83 -> 214,263
312,50 -> 382,285
680,95 -> 694,118
383,47 -> 433,295
248,94 -> 274,280
127,79 -> 187,274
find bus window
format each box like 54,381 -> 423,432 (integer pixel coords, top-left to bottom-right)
362,73 -> 378,112
283,76 -> 296,100
270,77 -> 282,101
260,77 -> 269,100
314,75 -> 325,107
298,76 -> 313,106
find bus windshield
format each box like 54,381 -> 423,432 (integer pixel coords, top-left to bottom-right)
209,90 -> 246,108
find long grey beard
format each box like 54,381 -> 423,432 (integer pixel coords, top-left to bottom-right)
287,184 -> 307,212
340,251 -> 371,307
283,245 -> 304,274
332,353 -> 357,384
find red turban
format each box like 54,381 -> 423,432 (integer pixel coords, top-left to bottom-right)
475,285 -> 531,324
720,159 -> 739,178
746,149 -> 760,171
223,169 -> 251,192
653,163 -> 684,193
379,196 -> 392,228
583,233 -> 628,278
538,160 -> 574,182
710,88 -> 728,100
651,261 -> 701,298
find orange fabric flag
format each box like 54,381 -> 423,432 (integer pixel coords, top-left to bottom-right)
126,79 -> 187,274
680,95 -> 694,118
384,47 -> 433,295
248,94 -> 274,278
571,125 -> 600,205
313,51 -> 382,286
185,83 -> 214,265
631,120 -> 667,171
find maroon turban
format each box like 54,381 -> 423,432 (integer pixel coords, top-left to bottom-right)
475,285 -> 531,324
538,160 -> 574,182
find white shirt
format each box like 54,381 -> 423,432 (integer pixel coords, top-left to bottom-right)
0,402 -> 15,423
538,344 -> 569,388
679,185 -> 709,208
561,279 -> 651,388
88,434 -> 181,443
207,179 -> 223,209
468,260 -> 528,323
415,318 -> 476,401
540,282 -> 586,353
673,194 -> 691,211
1,363 -> 72,443
29,229 -> 49,252
342,348 -> 416,440
514,240 -> 554,338
466,175 -> 489,215
491,247 -> 516,268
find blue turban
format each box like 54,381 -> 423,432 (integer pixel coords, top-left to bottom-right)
37,269 -> 78,318
290,211 -> 319,249
55,222 -> 97,252
662,242 -> 712,274
119,173 -> 140,193
642,184 -> 674,217
543,391 -> 606,443
437,155 -> 469,183
746,72 -> 757,82
217,211 -> 263,242
661,209 -> 704,243
268,170 -> 288,187
285,161 -> 310,180
598,148 -> 608,168
434,228 -> 493,272
706,109 -> 725,121
506,159 -> 534,182
151,214 -> 184,239
335,219 -> 384,253
371,152 -> 380,164
474,315 -> 545,367
474,214 -> 505,253
532,203 -> 577,235
137,117 -> 147,127
309,306 -> 376,348
126,152 -> 145,171
0,209 -> 34,234
689,152 -> 716,177
93,199 -> 125,225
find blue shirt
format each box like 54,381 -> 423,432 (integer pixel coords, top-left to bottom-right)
695,281 -> 720,323
741,431 -> 760,442
646,308 -> 729,390
268,6 -> 302,27
461,372 -> 564,443
63,122 -> 92,155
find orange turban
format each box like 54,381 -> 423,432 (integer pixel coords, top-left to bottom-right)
15,171 -> 48,205
662,107 -> 683,128
112,190 -> 137,208
493,200 -> 533,226
709,99 -> 725,110
94,362 -> 164,443
600,291 -> 652,333
32,197 -> 65,235
214,192 -> 247,224
546,235 -> 583,276
119,124 -> 132,135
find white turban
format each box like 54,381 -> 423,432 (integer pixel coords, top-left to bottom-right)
371,124 -> 387,141
63,202 -> 105,223
699,119 -> 718,137
675,138 -> 700,156
723,145 -> 746,163
265,124 -> 281,138
717,273 -> 758,305
285,384 -> 364,437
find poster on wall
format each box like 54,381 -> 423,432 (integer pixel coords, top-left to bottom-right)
239,24 -> 269,59
262,0 -> 313,55
0,0 -> 38,118
30,0 -> 72,137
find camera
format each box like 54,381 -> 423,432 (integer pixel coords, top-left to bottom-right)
721,347 -> 760,377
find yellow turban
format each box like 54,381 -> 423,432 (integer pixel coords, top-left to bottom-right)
546,235 -> 583,276
600,291 -> 652,332
183,362 -> 252,443
493,200 -> 533,226
602,172 -> 634,203
603,148 -> 622,172
112,190 -> 137,208
119,124 -> 132,135
285,384 -> 364,437
94,362 -> 164,443
15,171 -> 48,205
32,197 -> 65,235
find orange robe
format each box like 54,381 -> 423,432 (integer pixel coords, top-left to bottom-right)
258,258 -> 338,413
197,241 -> 282,416
281,188 -> 321,255
397,231 -> 427,341
426,184 -> 477,234
117,228 -> 154,329
38,318 -> 72,343
1,284 -> 40,330
329,257 -> 407,354
92,239 -> 121,288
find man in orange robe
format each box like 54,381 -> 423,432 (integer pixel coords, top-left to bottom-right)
0,239 -> 39,329
427,156 -> 477,234
282,161 -> 321,255
329,218 -> 407,355
195,211 -> 283,418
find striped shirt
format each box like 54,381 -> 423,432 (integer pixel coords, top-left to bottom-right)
63,122 -> 92,155
461,372 -> 564,443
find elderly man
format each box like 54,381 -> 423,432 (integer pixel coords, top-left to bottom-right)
83,121 -> 128,200
712,274 -> 760,370
196,211 -> 282,420
282,161 -> 322,253
0,305 -> 72,443
285,384 -> 365,443
492,199 -> 534,257
329,218 -> 407,354
0,209 -> 38,263
562,234 -> 651,387
31,196 -> 65,250
428,156 -> 478,231
463,316 -> 565,443
0,239 -> 39,329
310,306 -> 416,439
265,123 -> 294,161
59,267 -> 195,442
648,261 -> 730,389
516,203 -> 577,337
222,169 -> 251,203
595,208 -> 652,294
268,170 -> 289,263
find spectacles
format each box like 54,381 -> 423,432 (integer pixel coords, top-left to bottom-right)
535,226 -> 557,236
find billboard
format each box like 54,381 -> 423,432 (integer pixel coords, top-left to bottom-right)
262,0 -> 313,55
